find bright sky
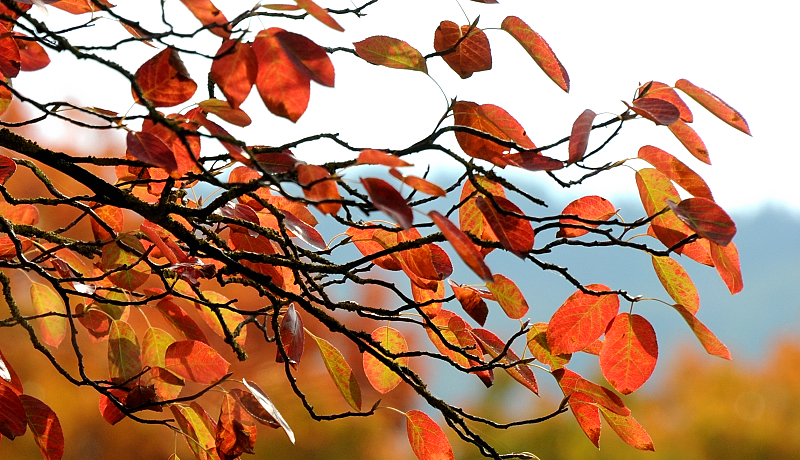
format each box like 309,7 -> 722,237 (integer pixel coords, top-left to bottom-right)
12,1 -> 800,215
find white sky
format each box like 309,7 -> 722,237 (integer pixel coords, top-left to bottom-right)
11,1 -> 800,215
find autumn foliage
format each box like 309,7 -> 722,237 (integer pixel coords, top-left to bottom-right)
0,1 -> 748,459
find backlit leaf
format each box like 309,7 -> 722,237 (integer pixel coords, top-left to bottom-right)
165,340 -> 230,384
308,331 -> 362,411
567,109 -> 596,164
0,384 -> 26,439
29,282 -> 67,348
296,0 -> 344,32
216,393 -> 257,459
525,322 -> 571,370
566,392 -> 601,447
505,151 -> 564,171
229,388 -> 280,428
459,176 -> 504,256
154,299 -> 208,343
668,119 -> 710,164
710,241 -> 743,294
210,40 -> 257,109
126,131 -> 178,173
242,379 -> 295,443
0,154 -> 15,184
635,168 -> 692,250
108,320 -> 142,385
272,29 -> 334,87
671,304 -> 731,359
276,304 -> 304,369
20,395 -> 64,460
52,0 -> 113,14
90,204 -> 124,242
411,280 -> 444,318
141,327 -> 175,369
353,36 -> 427,73
429,211 -> 493,282
363,326 -> 408,394
405,410 -> 454,460
453,101 -> 536,167
652,255 -> 700,314
433,21 -> 492,79
0,348 -> 23,394
101,234 -> 151,291
475,195 -> 534,258
0,24 -> 20,79
485,274 -> 529,319
14,34 -> 49,72
557,195 -> 616,238
624,98 -> 680,126
346,226 -> 401,271
199,99 -> 252,127
500,16 -> 569,92
599,406 -> 655,451
637,81 -> 692,123
98,390 -> 126,426
472,328 -> 538,394
132,48 -> 197,107
195,291 -> 247,348
361,177 -> 413,229
179,0 -> 231,39
357,149 -> 412,167
389,168 -> 446,197
599,313 -> 658,394
170,404 -> 220,460
675,78 -> 750,135
667,198 -> 736,246
448,280 -> 489,326
297,163 -> 341,214
252,29 -> 310,122
637,145 -> 713,200
553,368 -> 629,416
425,310 -> 489,384
548,284 -> 619,355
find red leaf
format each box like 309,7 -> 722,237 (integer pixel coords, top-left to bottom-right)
154,299 -> 209,344
297,163 -> 341,215
667,197 -> 736,246
165,340 -> 230,384
675,78 -> 751,135
19,395 -> 64,460
600,407 -> 655,451
671,304 -> 731,359
710,241 -> 743,294
51,0 -> 113,14
272,29 -> 334,86
0,154 -> 15,184
361,177 -> 413,229
0,24 -> 20,79
567,109 -> 596,164
252,29 -> 313,122
0,348 -> 23,394
448,280 -> 489,326
179,0 -> 231,39
308,331 -> 362,411
108,320 -> 142,385
0,384 -> 26,439
405,410 -> 455,460
500,16 -> 569,92
126,130 -> 179,173
599,313 -> 658,394
652,255 -> 700,314
624,98 -> 680,126
216,393 -> 257,460
668,119 -> 710,164
229,388 -> 280,428
276,304 -> 304,369
553,368 -> 629,416
525,322 -> 571,370
14,34 -> 49,71
29,282 -> 67,348
242,379 -> 294,443
0,4 -> 30,31
282,209 -> 326,250
471,328 -> 538,394
557,195 -> 616,238
199,99 -> 252,127
132,48 -> 197,107
353,36 -> 427,73
357,149 -> 412,167
363,326 -> 408,394
433,21 -> 492,79
638,81 -> 693,123
505,151 -> 564,171
295,0 -> 344,32
459,177 -> 504,256
210,40 -> 257,109
638,145 -> 713,200
485,274 -> 529,320
90,204 -> 124,242
429,211 -> 492,282
567,392 -> 601,447
98,390 -> 127,426
548,284 -> 619,355
389,168 -> 446,197
475,195 -> 534,258
453,101 -> 536,167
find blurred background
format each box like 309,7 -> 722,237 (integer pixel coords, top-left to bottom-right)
1,1 -> 799,459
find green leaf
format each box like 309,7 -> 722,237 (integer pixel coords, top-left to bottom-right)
353,36 -> 427,73
101,233 -> 150,291
652,255 -> 700,314
141,327 -> 175,369
108,320 -> 142,384
363,326 -> 408,394
29,282 -> 67,348
307,330 -> 362,411
525,322 -> 571,370
485,274 -> 529,319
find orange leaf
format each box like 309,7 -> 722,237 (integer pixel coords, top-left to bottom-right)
132,48 -> 197,107
453,101 -> 535,167
101,234 -> 151,291
14,34 -> 49,72
20,395 -> 64,460
624,98 -> 680,126
210,40 -> 257,109
472,328 -> 538,394
667,197 -> 737,246
433,21 -> 491,79
90,204 -> 124,242
297,163 -> 341,214
165,340 -> 230,384
566,392 -> 601,447
51,0 -> 113,14
671,304 -> 731,359
635,168 -> 692,250
411,280 -> 444,318
500,16 -> 569,92
361,177 -> 413,229
567,109 -> 596,164
345,226 -> 401,271
357,149 -> 412,167
0,24 -> 20,78
389,168 -> 447,197
178,0 -> 231,39
154,299 -> 209,344
710,241 -> 743,294
429,211 -> 492,282
638,145 -> 713,200
599,313 -> 658,394
353,36 -> 427,73
553,368 -> 629,416
424,310 -> 490,385
485,274 -> 529,320
548,284 -> 619,355
652,255 -> 700,314
599,407 -> 655,451
30,282 -> 67,348
638,81 -> 692,123
675,78 -> 751,135
251,29 -> 307,120
216,394 -> 257,459
363,326 -> 408,394
475,196 -> 534,258
458,178 -> 502,257
405,410 -> 454,460
668,119 -> 710,164
448,280 -> 489,325
307,331 -> 362,411
525,322 -> 571,370
295,0 -> 343,32
557,195 -> 616,239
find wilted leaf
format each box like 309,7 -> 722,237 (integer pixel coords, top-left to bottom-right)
405,410 -> 454,460
307,331 -> 362,411
485,274 -> 529,319
557,195 -> 616,238
567,109 -> 596,164
165,340 -> 230,384
675,78 -> 750,135
667,198 -> 736,246
638,146 -> 713,200
353,36 -> 427,73
216,393 -> 257,460
132,48 -> 197,107
363,326 -> 408,394
710,241 -> 743,294
500,16 -> 569,92
599,313 -> 658,395
242,379 -> 295,443
433,21 -> 492,79
29,282 -> 67,348
20,395 -> 64,460
548,284 -> 619,355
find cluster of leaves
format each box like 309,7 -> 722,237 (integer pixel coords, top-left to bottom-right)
0,0 -> 746,459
